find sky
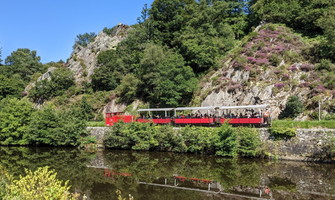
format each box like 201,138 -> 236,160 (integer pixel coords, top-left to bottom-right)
0,0 -> 154,63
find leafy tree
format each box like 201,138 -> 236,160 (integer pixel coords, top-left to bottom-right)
27,105 -> 87,146
91,50 -> 122,91
139,43 -> 197,107
4,48 -> 44,82
29,67 -> 75,103
116,73 -> 141,103
77,96 -> 94,121
251,0 -> 301,27
317,6 -> 335,60
149,0 -> 195,47
0,98 -> 35,145
0,46 -> 3,64
137,4 -> 150,24
279,96 -> 304,119
73,32 -> 97,49
0,74 -> 25,100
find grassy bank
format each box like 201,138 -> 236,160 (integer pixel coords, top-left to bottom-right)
87,121 -> 105,127
271,120 -> 335,129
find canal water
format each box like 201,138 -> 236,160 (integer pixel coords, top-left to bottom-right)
0,147 -> 334,200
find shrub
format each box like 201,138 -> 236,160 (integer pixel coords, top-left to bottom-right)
104,123 -> 262,158
4,166 -> 79,200
316,59 -> 333,71
274,83 -> 285,89
0,166 -> 13,199
215,124 -> 261,157
279,96 -> 304,119
269,54 -> 281,66
269,127 -> 296,140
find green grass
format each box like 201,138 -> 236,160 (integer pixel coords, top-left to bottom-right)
86,121 -> 105,127
271,120 -> 335,129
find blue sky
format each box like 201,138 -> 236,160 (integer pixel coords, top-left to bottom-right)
0,0 -> 154,63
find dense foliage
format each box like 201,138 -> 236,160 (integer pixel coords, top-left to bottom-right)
0,98 -> 87,146
269,127 -> 296,140
91,0 -> 252,107
279,96 -> 304,119
2,166 -> 79,200
29,67 -> 75,103
104,122 -> 262,158
1,48 -> 45,82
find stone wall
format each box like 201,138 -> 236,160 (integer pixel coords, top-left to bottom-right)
260,128 -> 335,162
87,127 -> 335,162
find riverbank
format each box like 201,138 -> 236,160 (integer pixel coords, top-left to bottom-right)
88,125 -> 335,162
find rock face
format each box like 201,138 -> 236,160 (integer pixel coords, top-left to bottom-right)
198,24 -> 334,119
67,24 -> 130,83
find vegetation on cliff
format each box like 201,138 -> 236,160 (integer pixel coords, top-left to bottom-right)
0,0 -> 335,147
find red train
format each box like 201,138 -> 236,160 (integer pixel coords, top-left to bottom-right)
105,105 -> 270,127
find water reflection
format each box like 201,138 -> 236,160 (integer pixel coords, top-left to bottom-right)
0,147 -> 335,200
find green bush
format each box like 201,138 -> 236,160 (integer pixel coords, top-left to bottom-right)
27,105 -> 88,146
215,124 -> 261,157
104,123 -> 262,158
0,165 -> 13,199
269,127 -> 296,140
279,96 -> 304,119
4,166 -> 79,200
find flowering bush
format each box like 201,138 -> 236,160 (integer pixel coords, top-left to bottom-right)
255,58 -> 269,65
300,63 -> 314,71
274,83 -> 285,89
298,82 -> 310,87
244,66 -> 251,71
288,65 -> 298,71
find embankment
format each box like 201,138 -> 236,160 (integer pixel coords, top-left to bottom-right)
88,127 -> 335,162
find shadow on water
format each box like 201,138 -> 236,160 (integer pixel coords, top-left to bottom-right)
0,147 -> 335,200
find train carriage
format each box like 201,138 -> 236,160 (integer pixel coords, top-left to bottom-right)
105,104 -> 270,127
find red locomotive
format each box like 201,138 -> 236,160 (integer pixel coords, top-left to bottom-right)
105,105 -> 270,127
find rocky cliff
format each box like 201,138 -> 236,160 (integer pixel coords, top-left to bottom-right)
197,24 -> 334,119
67,24 -> 130,83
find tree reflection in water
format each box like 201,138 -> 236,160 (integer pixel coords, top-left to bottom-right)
0,147 -> 335,200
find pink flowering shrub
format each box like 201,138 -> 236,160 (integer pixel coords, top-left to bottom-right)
274,83 -> 285,89
300,63 -> 314,71
288,65 -> 298,71
298,82 -> 310,87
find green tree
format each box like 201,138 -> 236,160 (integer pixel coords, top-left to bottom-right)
0,74 -> 25,100
91,50 -> 122,91
149,0 -> 195,47
29,67 -> 75,103
4,48 -> 44,82
139,43 -> 197,107
116,73 -> 141,103
317,6 -> 335,60
0,98 -> 35,145
73,32 -> 97,49
0,46 -> 3,64
27,105 -> 87,146
279,96 -> 304,119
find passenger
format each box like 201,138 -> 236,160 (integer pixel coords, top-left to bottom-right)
264,111 -> 270,124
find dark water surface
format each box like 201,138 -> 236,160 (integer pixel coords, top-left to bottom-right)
1,147 -> 335,200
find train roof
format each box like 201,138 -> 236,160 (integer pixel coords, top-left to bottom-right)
137,105 -> 268,112
138,108 -> 174,112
